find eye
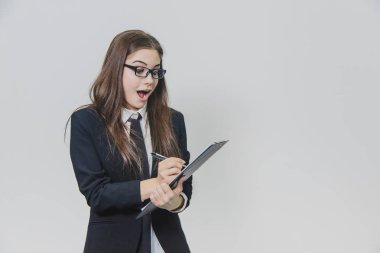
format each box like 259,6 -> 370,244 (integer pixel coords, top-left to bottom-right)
151,69 -> 160,78
135,67 -> 146,75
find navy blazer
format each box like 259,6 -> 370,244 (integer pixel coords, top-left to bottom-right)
70,107 -> 192,253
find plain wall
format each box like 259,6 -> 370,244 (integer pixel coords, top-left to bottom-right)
1,0 -> 380,252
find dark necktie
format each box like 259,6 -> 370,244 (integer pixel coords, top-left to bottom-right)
128,113 -> 151,253
128,113 -> 150,180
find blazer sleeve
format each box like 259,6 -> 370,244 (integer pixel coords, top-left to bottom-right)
70,109 -> 142,213
172,110 -> 193,209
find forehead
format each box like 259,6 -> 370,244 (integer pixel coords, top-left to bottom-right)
126,49 -> 161,65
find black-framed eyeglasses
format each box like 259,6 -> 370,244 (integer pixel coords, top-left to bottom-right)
124,64 -> 166,79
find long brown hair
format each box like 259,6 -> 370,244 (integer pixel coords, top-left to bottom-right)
72,30 -> 181,174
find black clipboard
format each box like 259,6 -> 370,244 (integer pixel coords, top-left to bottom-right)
136,140 -> 228,219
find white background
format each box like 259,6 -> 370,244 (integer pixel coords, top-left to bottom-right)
1,0 -> 380,252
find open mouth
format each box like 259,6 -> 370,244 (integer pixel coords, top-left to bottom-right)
137,90 -> 151,99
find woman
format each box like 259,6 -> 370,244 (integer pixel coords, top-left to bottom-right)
69,30 -> 192,253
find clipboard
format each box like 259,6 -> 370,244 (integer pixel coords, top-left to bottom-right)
136,140 -> 228,219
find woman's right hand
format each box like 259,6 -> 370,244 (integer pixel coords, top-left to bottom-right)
156,157 -> 185,184
140,157 -> 185,202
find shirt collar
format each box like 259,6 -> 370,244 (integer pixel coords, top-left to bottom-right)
121,104 -> 147,123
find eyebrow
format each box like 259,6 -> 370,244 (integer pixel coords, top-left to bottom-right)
132,60 -> 161,68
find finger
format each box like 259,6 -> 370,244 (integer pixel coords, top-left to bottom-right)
159,159 -> 185,170
158,168 -> 181,179
153,189 -> 165,206
158,163 -> 182,172
156,184 -> 166,196
150,192 -> 160,206
159,157 -> 182,165
161,183 -> 176,198
162,166 -> 181,175
161,183 -> 171,191
164,161 -> 184,171
156,185 -> 172,203
167,157 -> 185,164
173,177 -> 184,194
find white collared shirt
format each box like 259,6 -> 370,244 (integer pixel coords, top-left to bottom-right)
121,105 -> 188,253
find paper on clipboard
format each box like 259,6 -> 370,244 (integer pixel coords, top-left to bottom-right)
136,140 -> 228,219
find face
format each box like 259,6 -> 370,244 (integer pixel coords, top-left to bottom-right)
122,48 -> 161,111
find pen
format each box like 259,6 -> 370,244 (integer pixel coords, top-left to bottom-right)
151,152 -> 187,169
151,152 -> 168,161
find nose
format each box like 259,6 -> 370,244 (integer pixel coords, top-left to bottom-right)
144,71 -> 155,85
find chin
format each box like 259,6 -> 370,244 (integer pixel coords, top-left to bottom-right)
134,102 -> 146,110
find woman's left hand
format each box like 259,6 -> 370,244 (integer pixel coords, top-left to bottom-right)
150,177 -> 185,211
